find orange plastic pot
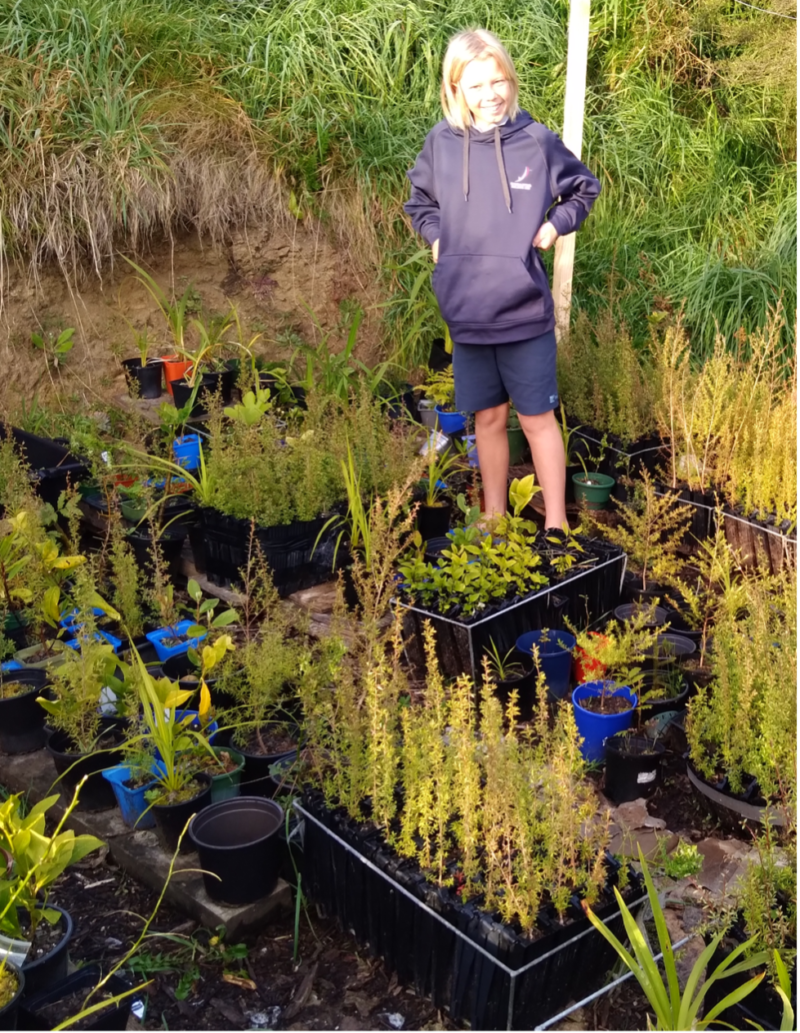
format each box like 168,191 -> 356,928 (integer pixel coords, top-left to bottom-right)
573,632 -> 610,684
162,356 -> 192,398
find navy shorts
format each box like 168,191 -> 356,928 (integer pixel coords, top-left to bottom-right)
452,329 -> 559,416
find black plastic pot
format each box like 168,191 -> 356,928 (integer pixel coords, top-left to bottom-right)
189,796 -> 284,904
0,669 -> 49,754
638,671 -> 690,717
20,905 -> 74,999
643,633 -> 697,666
187,522 -> 207,574
45,731 -> 123,811
0,427 -> 89,510
604,735 -> 665,804
614,603 -> 668,627
492,654 -> 537,721
0,961 -> 24,1031
160,654 -> 235,709
417,501 -> 451,541
127,526 -> 188,582
122,358 -> 162,400
151,773 -> 212,854
16,965 -> 134,1032
236,726 -> 299,797
170,374 -> 218,416
422,536 -> 451,562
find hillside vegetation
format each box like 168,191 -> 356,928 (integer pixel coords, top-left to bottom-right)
0,0 -> 795,360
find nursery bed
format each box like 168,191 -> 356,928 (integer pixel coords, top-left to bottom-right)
396,541 -> 626,681
296,795 -> 647,1031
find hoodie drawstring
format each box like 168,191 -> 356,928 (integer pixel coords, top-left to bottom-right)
494,125 -> 512,214
462,125 -> 512,213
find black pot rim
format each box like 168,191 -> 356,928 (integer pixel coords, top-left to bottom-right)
21,904 -> 73,974
605,734 -> 666,758
189,795 -> 284,852
0,960 -> 24,1015
122,357 -> 163,368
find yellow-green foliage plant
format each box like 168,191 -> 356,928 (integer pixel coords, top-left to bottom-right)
300,619 -> 611,935
556,309 -> 657,445
686,569 -> 797,803
592,470 -> 690,591
653,310 -> 796,524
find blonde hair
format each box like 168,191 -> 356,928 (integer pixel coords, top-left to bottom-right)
440,28 -> 520,131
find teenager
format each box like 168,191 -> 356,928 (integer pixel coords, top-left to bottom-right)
405,28 -> 600,529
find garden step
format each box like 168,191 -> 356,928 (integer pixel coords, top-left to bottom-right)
0,746 -> 292,938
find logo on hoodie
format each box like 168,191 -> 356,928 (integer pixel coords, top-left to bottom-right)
510,166 -> 533,191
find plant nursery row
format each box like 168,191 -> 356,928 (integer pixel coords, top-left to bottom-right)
0,308 -> 795,1031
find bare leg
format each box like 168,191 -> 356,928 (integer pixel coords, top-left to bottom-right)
474,402 -> 510,517
517,409 -> 567,529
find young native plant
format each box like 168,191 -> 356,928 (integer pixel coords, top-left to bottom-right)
585,847 -> 774,1032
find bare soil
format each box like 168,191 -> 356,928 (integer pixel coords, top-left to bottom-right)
0,222 -> 388,418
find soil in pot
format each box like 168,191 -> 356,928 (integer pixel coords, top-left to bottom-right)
579,693 -> 633,715
189,796 -> 284,905
151,774 -> 212,854
20,905 -> 73,998
0,669 -> 50,755
235,724 -> 299,797
122,358 -> 162,400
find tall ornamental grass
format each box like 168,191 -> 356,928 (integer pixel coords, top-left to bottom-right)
0,0 -> 794,359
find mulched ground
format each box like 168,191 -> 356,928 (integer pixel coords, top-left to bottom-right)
56,859 -> 453,1032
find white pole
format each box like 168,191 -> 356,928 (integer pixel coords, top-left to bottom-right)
552,0 -> 591,341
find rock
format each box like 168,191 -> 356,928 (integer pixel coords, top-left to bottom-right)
608,828 -> 678,860
694,838 -> 759,898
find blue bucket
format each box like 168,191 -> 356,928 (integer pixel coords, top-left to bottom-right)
173,434 -> 201,471
571,682 -> 638,763
434,406 -> 467,435
102,765 -> 157,829
515,630 -> 576,700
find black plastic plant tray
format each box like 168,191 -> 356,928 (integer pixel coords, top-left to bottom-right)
199,506 -> 339,597
295,796 -> 647,1031
395,544 -> 626,681
0,426 -> 89,508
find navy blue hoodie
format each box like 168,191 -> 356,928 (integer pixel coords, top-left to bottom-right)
405,111 -> 600,344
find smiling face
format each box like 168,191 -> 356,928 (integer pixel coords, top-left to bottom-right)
458,55 -> 511,129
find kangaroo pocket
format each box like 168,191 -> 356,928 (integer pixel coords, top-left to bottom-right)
432,253 -> 548,328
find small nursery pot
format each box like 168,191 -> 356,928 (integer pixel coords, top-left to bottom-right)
172,433 -> 201,471
122,358 -> 163,400
151,773 -> 212,854
161,356 -> 192,398
127,526 -> 188,582
21,905 -> 74,999
417,501 -> 451,542
145,619 -> 206,663
18,965 -> 134,1032
604,735 -> 665,804
236,724 -> 300,797
613,603 -> 668,627
0,668 -> 49,754
643,633 -> 697,666
515,629 -> 577,701
45,730 -> 123,811
417,398 -> 439,430
13,641 -> 69,671
189,796 -> 284,905
102,765 -> 157,829
206,747 -> 245,804
572,472 -> 615,509
433,405 -> 466,435
0,961 -> 24,1029
171,374 -> 217,416
571,682 -> 638,763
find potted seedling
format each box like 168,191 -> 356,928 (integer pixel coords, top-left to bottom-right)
424,366 -> 465,435
120,327 -> 163,400
0,789 -> 103,996
170,313 -> 235,413
128,643 -> 220,852
416,432 -> 463,540
572,452 -> 615,510
147,578 -> 237,666
101,744 -> 158,829
39,631 -> 128,811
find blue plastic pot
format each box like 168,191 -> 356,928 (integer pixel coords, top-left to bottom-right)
571,682 -> 638,763
66,629 -> 122,653
173,434 -> 201,472
1,660 -> 24,672
145,620 -> 207,662
433,406 -> 466,434
515,630 -> 577,700
102,764 -> 157,829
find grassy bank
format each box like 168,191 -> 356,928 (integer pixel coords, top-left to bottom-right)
0,0 -> 795,361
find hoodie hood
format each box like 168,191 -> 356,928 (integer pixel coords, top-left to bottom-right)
462,111 -> 535,212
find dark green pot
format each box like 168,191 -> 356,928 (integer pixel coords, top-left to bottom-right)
572,472 -> 615,509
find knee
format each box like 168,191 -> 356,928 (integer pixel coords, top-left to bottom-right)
475,404 -> 508,432
518,410 -> 555,437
